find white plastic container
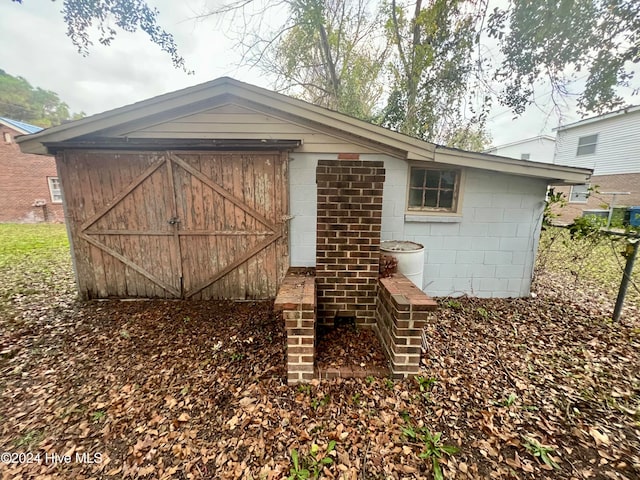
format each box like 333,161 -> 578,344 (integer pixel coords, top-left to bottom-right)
380,240 -> 425,290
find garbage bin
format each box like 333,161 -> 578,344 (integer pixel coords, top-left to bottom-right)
629,206 -> 640,227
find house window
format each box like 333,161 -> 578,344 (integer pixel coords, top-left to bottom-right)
520,153 -> 530,160
569,184 -> 589,203
3,132 -> 11,143
576,134 -> 598,156
408,167 -> 460,212
48,177 -> 63,203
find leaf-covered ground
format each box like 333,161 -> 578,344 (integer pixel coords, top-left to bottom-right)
1,225 -> 639,479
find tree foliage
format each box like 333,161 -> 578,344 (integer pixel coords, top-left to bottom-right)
221,0 -> 386,120
379,0 -> 489,146
0,69 -> 83,127
488,0 -> 640,115
11,0 -> 189,73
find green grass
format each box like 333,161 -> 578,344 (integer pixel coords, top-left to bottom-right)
536,226 -> 640,307
0,223 -> 69,266
0,224 -> 73,316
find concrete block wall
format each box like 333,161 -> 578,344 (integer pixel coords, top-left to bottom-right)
289,153 -> 548,298
0,125 -> 64,223
380,164 -> 547,297
315,158 -> 385,326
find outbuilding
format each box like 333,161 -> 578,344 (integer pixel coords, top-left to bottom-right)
18,77 -> 591,302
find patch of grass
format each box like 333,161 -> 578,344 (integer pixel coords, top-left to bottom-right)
0,224 -> 72,308
536,226 -> 640,308
0,224 -> 69,266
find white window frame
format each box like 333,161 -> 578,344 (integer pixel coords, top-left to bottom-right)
3,132 -> 11,143
576,134 -> 598,156
569,184 -> 590,204
47,177 -> 63,203
406,165 -> 464,215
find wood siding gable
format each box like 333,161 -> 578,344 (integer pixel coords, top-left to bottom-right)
99,101 -> 405,157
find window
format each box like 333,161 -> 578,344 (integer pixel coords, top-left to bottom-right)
48,177 -> 62,203
408,167 -> 460,212
569,184 -> 589,203
3,132 -> 11,143
576,134 -> 598,156
520,153 -> 530,160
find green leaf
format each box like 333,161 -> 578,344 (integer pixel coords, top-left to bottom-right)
440,445 -> 459,455
432,457 -> 444,480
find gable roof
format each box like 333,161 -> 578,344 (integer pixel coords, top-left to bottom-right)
0,117 -> 42,135
555,105 -> 640,132
16,77 -> 590,184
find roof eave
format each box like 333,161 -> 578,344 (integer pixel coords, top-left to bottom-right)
16,77 -> 437,160
434,146 -> 592,184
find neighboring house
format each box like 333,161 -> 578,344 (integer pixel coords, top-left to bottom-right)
552,106 -> 640,223
485,135 -> 556,164
0,117 -> 64,223
18,77 -> 589,301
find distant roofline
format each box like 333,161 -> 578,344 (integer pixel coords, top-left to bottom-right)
484,135 -> 555,153
0,117 -> 43,135
554,105 -> 640,132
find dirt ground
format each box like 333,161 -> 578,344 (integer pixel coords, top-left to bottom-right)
0,260 -> 639,479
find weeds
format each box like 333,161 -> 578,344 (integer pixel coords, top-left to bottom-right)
91,410 -> 106,422
495,393 -> 517,407
401,420 -> 458,480
523,437 -> 559,469
13,429 -> 44,449
288,441 -> 336,480
311,394 -> 330,410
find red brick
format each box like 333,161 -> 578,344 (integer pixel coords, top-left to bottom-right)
0,125 -> 64,223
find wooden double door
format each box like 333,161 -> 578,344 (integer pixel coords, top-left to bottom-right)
59,150 -> 288,299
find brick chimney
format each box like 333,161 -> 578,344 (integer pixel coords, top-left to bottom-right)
315,158 -> 385,326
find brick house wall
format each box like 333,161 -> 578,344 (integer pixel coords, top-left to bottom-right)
551,173 -> 640,224
0,125 -> 64,223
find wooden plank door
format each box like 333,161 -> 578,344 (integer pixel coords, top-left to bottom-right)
65,150 -> 288,299
170,152 -> 288,299
65,151 -> 183,298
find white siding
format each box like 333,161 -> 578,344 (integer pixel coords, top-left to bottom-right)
488,137 -> 556,164
555,110 -> 640,175
289,153 -> 547,298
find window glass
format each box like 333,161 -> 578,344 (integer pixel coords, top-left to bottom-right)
48,177 -> 63,203
577,134 -> 598,156
569,184 -> 589,203
408,167 -> 459,211
408,188 -> 423,207
410,168 -> 424,188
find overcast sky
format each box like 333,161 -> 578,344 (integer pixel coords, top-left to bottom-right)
0,0 -> 637,147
